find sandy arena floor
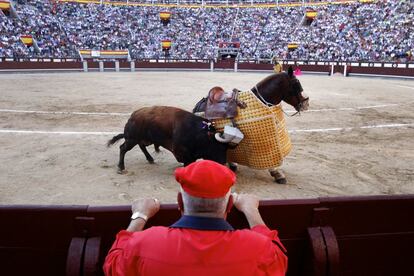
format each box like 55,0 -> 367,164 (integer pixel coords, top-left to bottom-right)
0,71 -> 413,205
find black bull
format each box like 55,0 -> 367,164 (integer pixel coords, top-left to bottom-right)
107,106 -> 233,173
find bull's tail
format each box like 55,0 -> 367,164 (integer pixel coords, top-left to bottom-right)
107,134 -> 124,147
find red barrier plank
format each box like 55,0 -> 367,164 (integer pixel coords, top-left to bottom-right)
66,237 -> 86,276
0,205 -> 87,276
84,237 -> 101,276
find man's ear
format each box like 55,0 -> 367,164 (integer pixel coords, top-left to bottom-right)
177,192 -> 184,214
225,194 -> 234,215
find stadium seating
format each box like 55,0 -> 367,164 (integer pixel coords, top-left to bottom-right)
0,0 -> 412,61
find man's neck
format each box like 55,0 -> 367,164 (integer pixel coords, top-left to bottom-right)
170,215 -> 234,231
184,212 -> 225,219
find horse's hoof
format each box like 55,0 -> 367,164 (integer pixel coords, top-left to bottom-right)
117,169 -> 128,175
229,164 -> 238,172
275,177 -> 287,184
147,159 -> 155,164
270,169 -> 287,184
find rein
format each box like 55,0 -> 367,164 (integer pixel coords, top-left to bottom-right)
283,108 -> 300,117
253,85 -> 274,107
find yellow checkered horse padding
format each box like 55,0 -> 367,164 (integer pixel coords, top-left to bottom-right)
213,91 -> 292,169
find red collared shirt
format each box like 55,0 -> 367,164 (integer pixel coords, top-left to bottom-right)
104,217 -> 287,276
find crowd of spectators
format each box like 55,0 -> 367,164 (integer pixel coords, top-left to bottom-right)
104,0 -> 326,4
0,0 -> 412,61
282,1 -> 413,61
0,0 -> 79,58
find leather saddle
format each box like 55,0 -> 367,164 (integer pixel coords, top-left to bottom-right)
205,88 -> 246,120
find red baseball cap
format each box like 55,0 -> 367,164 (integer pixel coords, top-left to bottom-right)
175,160 -> 236,198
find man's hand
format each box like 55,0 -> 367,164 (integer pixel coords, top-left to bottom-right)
131,198 -> 160,219
232,193 -> 265,228
233,193 -> 259,213
127,198 -> 160,232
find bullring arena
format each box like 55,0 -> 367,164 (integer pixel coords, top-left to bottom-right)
1,0 -> 414,274
1,71 -> 413,205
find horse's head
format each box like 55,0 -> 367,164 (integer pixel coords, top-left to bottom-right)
253,66 -> 309,112
283,67 -> 309,112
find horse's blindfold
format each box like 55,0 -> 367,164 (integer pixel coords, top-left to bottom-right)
290,79 -> 304,95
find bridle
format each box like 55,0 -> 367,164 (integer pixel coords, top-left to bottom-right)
252,85 -> 274,107
252,79 -> 307,117
289,78 -> 309,116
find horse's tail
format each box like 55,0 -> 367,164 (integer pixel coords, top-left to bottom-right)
107,134 -> 124,147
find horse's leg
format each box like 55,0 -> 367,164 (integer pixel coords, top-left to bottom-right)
154,144 -> 160,153
118,139 -> 137,174
177,152 -> 195,167
139,144 -> 155,164
183,158 -> 196,167
269,168 -> 287,184
228,162 -> 238,172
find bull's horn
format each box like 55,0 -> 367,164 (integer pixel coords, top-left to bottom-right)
215,132 -> 232,143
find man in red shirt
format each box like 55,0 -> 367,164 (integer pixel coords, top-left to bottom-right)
104,160 -> 288,276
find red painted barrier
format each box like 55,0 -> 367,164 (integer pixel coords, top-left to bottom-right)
134,61 -> 210,69
347,66 -> 413,77
1,195 -> 413,276
0,61 -> 82,70
0,205 -> 88,276
0,59 -> 412,77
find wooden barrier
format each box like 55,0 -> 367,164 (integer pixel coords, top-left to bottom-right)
0,195 -> 413,276
0,205 -> 88,276
0,61 -> 82,71
134,60 -> 210,70
0,59 -> 412,77
346,66 -> 413,77
215,59 -> 236,70
318,195 -> 414,275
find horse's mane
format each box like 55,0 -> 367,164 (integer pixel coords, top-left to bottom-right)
256,72 -> 289,91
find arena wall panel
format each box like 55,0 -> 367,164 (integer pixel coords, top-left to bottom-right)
119,61 -> 131,69
0,61 -> 82,71
0,60 -> 413,78
0,205 -> 88,276
237,62 -> 272,70
318,195 -> 414,276
134,61 -> 210,69
215,60 -> 236,69
347,66 -> 413,77
1,195 -> 413,276
87,61 -> 100,69
296,64 -> 331,73
103,61 -> 116,69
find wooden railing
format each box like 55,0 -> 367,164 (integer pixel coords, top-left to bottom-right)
0,58 -> 413,77
1,195 -> 413,276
